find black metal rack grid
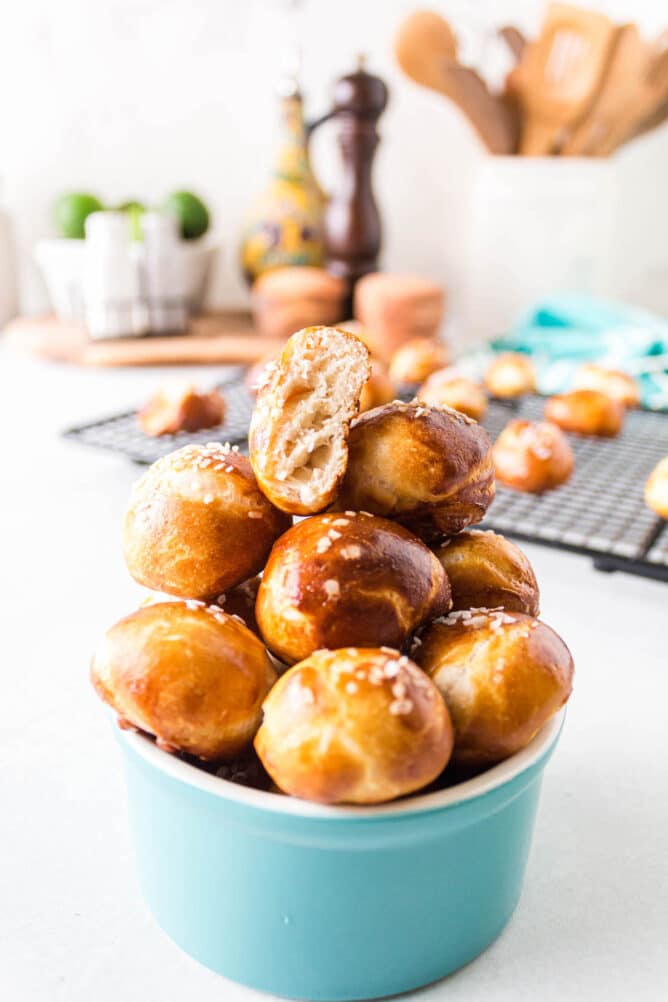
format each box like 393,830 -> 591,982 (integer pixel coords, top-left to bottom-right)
63,382 -> 668,582
63,375 -> 254,465
480,397 -> 668,582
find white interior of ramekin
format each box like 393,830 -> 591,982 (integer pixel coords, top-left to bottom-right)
120,708 -> 565,820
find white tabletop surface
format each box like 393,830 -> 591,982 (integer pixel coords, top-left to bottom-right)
1,348 -> 667,1002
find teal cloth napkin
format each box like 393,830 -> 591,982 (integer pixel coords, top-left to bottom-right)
491,294 -> 668,409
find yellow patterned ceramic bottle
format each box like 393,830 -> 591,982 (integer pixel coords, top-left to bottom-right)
240,88 -> 325,284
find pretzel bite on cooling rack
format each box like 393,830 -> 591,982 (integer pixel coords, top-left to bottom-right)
645,456 -> 668,519
138,382 -> 226,436
123,443 -> 291,600
417,609 -> 573,768
335,401 -> 495,541
255,647 -> 454,804
432,529 -> 539,615
573,364 -> 640,409
388,336 -> 449,385
91,602 -> 277,761
418,370 -> 488,422
256,512 -> 451,665
544,389 -> 624,437
484,353 -> 536,398
492,419 -> 574,493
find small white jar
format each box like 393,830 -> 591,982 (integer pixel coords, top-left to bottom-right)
83,211 -> 146,339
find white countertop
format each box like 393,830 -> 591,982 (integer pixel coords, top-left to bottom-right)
1,349 -> 666,1002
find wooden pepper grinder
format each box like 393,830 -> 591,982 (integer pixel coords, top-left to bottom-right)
315,57 -> 388,308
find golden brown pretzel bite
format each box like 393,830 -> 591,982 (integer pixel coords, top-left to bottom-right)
123,444 -> 291,600
335,401 -> 495,540
91,602 -> 277,761
492,419 -> 574,493
255,647 -> 453,804
432,529 -> 539,615
544,389 -> 624,437
417,610 -> 573,767
256,512 -> 451,664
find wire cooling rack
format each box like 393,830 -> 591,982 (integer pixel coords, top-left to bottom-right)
63,380 -> 668,582
480,397 -> 668,582
63,374 -> 254,465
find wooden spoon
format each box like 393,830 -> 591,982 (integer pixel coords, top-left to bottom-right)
395,11 -> 518,153
443,64 -> 519,154
394,10 -> 458,91
516,3 -> 619,156
561,25 -> 648,156
498,26 -> 527,62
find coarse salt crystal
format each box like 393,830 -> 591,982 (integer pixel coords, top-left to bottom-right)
298,685 -> 315,705
323,579 -> 340,598
316,537 -> 332,554
389,699 -> 414,716
345,681 -> 358,695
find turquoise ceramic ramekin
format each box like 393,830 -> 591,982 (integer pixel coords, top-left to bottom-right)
117,710 -> 565,1001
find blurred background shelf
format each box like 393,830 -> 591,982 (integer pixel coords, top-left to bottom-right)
4,311 -> 282,366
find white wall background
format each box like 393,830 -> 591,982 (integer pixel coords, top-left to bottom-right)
3,0 -> 668,324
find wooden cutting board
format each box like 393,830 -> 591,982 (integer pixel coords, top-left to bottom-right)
3,311 -> 286,367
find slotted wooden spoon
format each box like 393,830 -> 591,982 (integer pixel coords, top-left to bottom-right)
516,3 -> 619,155
561,24 -> 648,155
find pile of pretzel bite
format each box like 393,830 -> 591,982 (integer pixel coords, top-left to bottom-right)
92,327 -> 574,805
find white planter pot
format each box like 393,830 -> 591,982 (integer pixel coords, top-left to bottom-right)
34,237 -> 219,324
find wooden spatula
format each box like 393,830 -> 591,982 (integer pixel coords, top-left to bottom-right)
516,3 -> 619,156
561,24 -> 648,155
631,92 -> 668,141
596,33 -> 668,154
